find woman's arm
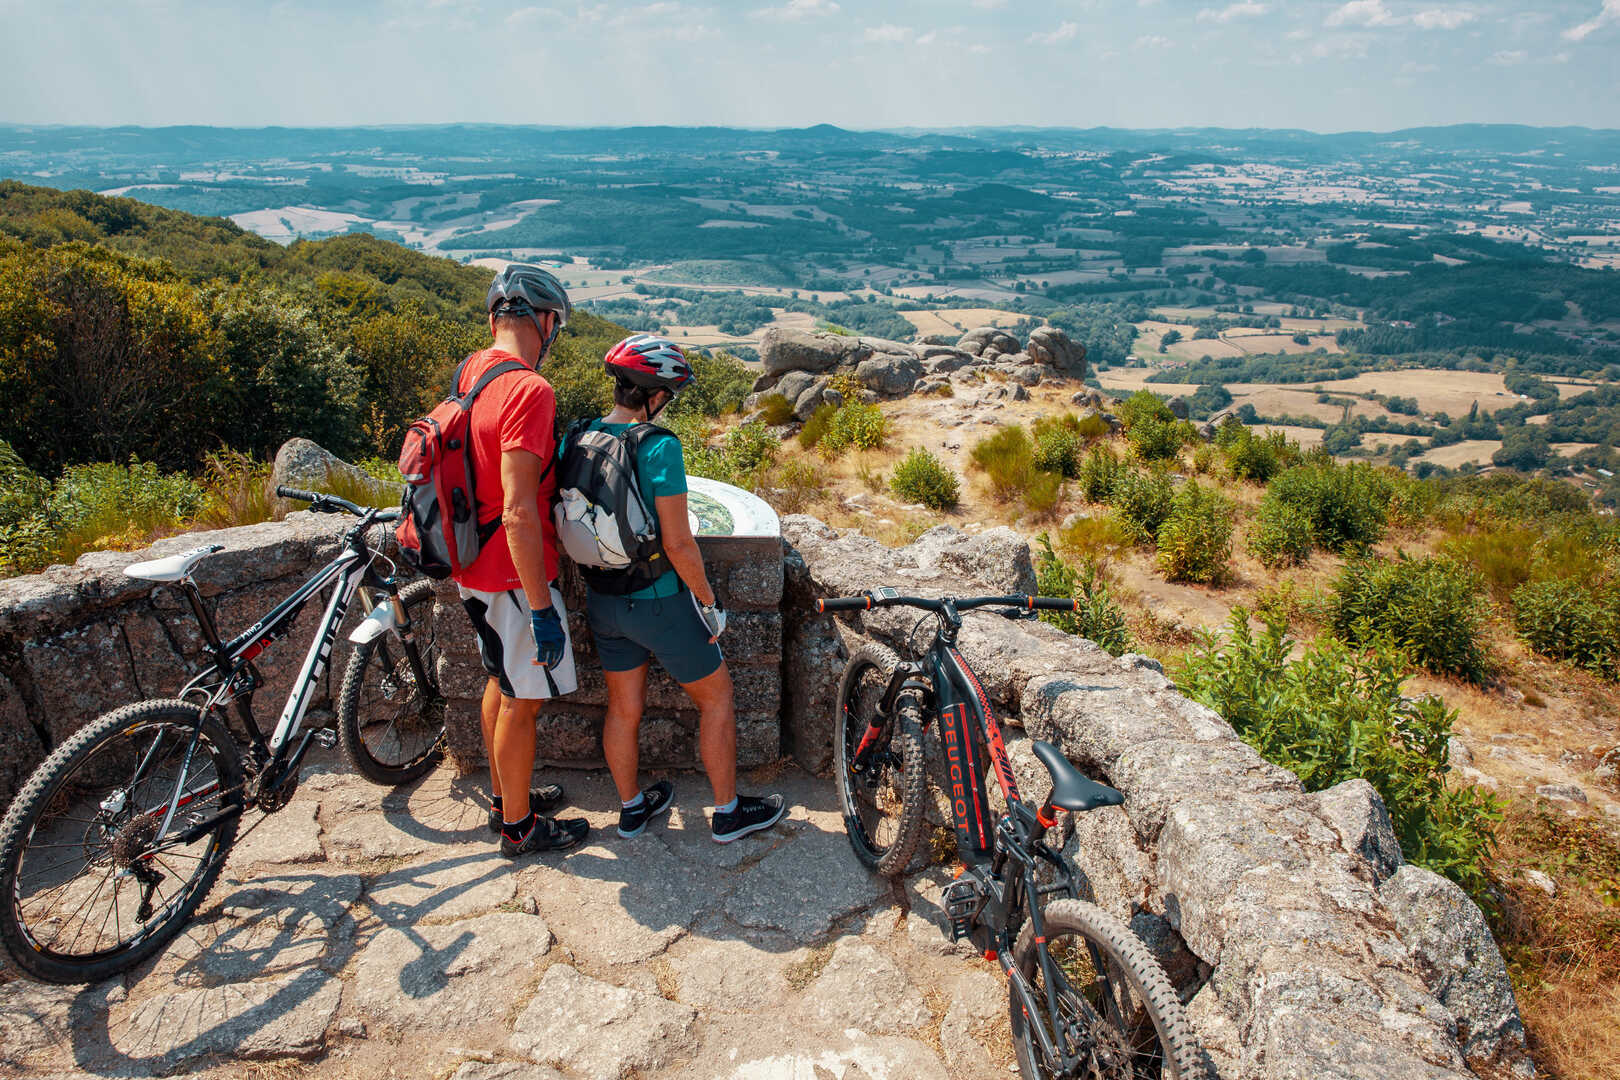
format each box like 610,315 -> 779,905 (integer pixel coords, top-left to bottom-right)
654,492 -> 715,606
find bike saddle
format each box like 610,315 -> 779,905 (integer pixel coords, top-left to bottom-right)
125,543 -> 225,583
1031,740 -> 1124,813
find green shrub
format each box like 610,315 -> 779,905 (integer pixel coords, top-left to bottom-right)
971,426 -> 1035,502
1247,497 -> 1314,568
1057,511 -> 1133,568
1222,426 -> 1297,483
1073,412 -> 1112,440
0,441 -> 49,527
1034,534 -> 1132,655
1077,443 -> 1125,504
1330,555 -> 1492,682
1191,443 -> 1220,476
889,448 -> 960,511
817,402 -> 889,459
1109,467 -> 1174,544
723,421 -> 779,479
799,403 -> 836,450
1155,482 -> 1236,584
1023,469 -> 1065,520
1266,459 -> 1393,553
1181,613 -> 1500,900
1511,579 -> 1619,680
1117,390 -> 1174,431
1126,414 -> 1190,462
758,393 -> 796,426
1032,417 -> 1084,479
759,457 -> 829,515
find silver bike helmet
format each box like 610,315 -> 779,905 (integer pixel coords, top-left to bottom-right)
487,264 -> 572,353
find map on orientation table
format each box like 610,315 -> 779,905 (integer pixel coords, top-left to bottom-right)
686,476 -> 781,539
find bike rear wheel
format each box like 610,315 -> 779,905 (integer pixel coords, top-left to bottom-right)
1010,898 -> 1207,1080
834,643 -> 926,876
0,700 -> 243,984
337,578 -> 445,786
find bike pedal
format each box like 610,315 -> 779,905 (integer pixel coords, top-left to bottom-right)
942,878 -> 980,941
313,728 -> 338,749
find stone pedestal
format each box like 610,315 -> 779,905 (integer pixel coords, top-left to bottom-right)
437,535 -> 784,774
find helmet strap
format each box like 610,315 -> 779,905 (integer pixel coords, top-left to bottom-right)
646,390 -> 672,422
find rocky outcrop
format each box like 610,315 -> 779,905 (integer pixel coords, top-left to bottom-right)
271,438 -> 392,502
780,516 -> 1529,1080
756,324 -> 1087,405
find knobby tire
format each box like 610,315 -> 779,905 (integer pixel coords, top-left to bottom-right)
337,579 -> 445,786
1010,897 -> 1209,1080
834,642 -> 927,876
0,700 -> 243,984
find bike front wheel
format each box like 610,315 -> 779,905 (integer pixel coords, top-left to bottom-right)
834,642 -> 927,876
0,700 -> 243,984
337,578 -> 445,786
1010,898 -> 1208,1080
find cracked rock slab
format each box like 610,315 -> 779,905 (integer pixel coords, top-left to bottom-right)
726,1032 -> 951,1080
157,871 -> 362,984
366,852 -> 518,926
351,912 -> 552,1032
450,1062 -> 564,1080
105,970 -> 341,1069
666,933 -> 806,1011
803,940 -> 930,1034
509,964 -> 696,1079
0,979 -> 78,1065
229,800 -> 323,866
723,826 -> 884,940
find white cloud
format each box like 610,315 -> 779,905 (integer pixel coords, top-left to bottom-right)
969,0 -> 1007,8
1197,1 -> 1266,22
1026,20 -> 1079,44
861,22 -> 911,43
1135,33 -> 1173,47
1312,34 -> 1371,57
1564,0 -> 1620,40
1412,8 -> 1474,30
505,5 -> 561,25
915,29 -> 937,44
750,0 -> 838,21
967,42 -> 991,53
1489,48 -> 1527,64
1326,0 -> 1398,27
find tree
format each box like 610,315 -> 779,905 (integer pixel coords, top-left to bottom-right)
1159,329 -> 1183,353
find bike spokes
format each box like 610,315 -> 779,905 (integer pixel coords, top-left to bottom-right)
10,718 -> 234,964
1038,934 -> 1169,1078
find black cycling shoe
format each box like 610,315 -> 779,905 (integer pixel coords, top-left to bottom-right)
487,785 -> 567,834
711,793 -> 787,844
499,813 -> 589,858
617,780 -> 676,839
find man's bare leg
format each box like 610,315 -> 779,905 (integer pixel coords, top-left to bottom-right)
602,665 -> 651,803
492,693 -> 543,823
479,677 -> 505,802
681,663 -> 737,807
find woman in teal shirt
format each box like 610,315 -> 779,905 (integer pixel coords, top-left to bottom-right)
583,335 -> 787,844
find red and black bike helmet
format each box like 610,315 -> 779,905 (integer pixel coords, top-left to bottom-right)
603,334 -> 695,394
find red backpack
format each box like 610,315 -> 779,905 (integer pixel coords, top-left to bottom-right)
395,355 -> 535,580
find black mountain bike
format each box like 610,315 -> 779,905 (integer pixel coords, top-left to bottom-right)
0,487 -> 445,983
819,588 -> 1207,1080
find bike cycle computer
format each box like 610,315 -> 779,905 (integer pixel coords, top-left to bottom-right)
873,587 -> 900,601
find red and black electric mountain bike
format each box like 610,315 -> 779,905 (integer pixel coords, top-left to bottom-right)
819,588 -> 1207,1080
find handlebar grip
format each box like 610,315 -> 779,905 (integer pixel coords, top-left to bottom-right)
815,595 -> 872,614
275,485 -> 319,503
373,509 -> 401,524
1029,597 -> 1081,612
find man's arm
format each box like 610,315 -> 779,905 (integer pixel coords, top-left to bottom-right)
654,492 -> 715,608
501,448 -> 552,611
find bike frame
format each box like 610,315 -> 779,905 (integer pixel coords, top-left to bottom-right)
855,599 -> 1121,1076
139,511 -> 421,855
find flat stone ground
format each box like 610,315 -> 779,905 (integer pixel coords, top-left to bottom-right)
0,750 -> 1016,1080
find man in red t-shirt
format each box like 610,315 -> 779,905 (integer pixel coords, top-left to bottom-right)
455,265 -> 589,857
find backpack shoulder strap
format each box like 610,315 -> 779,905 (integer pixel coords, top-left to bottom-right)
461,360 -> 530,405
621,422 -> 679,453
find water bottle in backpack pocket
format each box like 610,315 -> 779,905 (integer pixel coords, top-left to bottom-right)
553,421 -> 673,596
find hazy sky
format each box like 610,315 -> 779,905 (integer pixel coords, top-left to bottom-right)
2,0 -> 1616,131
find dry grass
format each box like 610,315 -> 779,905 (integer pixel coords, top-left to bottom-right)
783,944 -> 835,991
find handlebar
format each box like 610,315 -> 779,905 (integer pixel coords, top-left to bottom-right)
275,485 -> 399,523
814,592 -> 1081,615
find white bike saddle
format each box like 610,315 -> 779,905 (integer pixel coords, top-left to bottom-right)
125,543 -> 226,582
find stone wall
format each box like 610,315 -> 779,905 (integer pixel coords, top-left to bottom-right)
0,523 -> 785,814
780,516 -> 1534,1080
0,514 -> 360,813
436,534 -> 784,773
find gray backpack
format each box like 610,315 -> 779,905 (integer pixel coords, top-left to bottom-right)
552,420 -> 674,595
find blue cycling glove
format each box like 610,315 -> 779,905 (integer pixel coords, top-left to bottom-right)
530,606 -> 567,668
